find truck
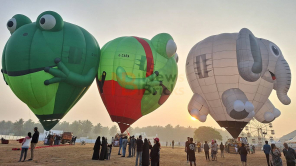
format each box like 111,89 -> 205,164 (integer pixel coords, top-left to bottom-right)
61,132 -> 73,144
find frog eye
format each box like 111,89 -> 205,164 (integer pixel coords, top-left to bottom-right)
174,53 -> 179,63
39,14 -> 56,30
7,18 -> 17,33
6,15 -> 32,34
166,40 -> 177,58
37,11 -> 63,31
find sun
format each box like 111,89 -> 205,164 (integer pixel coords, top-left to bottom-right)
191,117 -> 197,121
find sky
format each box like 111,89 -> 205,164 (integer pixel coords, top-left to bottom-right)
0,0 -> 296,138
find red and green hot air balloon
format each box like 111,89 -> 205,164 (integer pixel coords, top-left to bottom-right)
97,33 -> 178,132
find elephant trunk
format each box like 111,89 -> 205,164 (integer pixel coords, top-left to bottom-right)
275,56 -> 291,105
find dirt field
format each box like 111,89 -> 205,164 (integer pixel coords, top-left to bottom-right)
0,141 -> 287,166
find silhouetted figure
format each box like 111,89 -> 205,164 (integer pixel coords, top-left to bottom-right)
263,141 -> 272,166
188,138 -> 196,166
220,142 -> 225,158
204,141 -> 210,161
142,139 -> 150,166
92,136 -> 101,160
238,143 -> 248,166
99,137 -> 107,160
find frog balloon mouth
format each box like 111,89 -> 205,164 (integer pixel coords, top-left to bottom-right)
2,65 -> 56,76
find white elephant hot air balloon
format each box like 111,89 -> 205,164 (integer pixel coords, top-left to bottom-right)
186,28 -> 291,138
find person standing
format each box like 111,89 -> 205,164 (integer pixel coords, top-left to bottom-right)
19,132 -> 32,162
92,136 -> 101,160
220,142 -> 225,158
270,144 -> 283,166
128,137 -> 132,157
283,143 -> 296,166
188,138 -> 196,166
238,143 -> 248,166
263,141 -> 272,166
107,143 -> 112,160
142,139 -> 150,166
185,137 -> 190,163
172,140 -> 175,149
135,135 -> 143,166
150,138 -> 160,166
28,127 -> 39,161
133,136 -> 137,157
204,141 -> 210,161
130,136 -> 135,157
118,136 -> 123,155
99,137 -> 107,160
166,141 -> 168,147
211,140 -> 218,161
122,136 -> 128,157
252,145 -> 255,154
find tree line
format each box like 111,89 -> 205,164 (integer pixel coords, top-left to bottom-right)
0,119 -> 223,142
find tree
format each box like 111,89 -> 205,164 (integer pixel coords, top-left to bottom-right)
193,126 -> 222,142
128,127 -> 134,136
109,125 -> 118,136
23,119 -> 35,133
93,123 -> 102,135
70,121 -> 82,137
59,121 -> 70,131
13,119 -> 25,136
81,120 -> 93,136
101,126 -> 109,137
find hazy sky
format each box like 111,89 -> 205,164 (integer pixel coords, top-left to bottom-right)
0,0 -> 296,138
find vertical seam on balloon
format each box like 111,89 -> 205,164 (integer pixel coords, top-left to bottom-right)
78,27 -> 87,75
114,38 -> 127,124
54,23 -> 66,115
29,28 -> 44,115
127,38 -> 141,123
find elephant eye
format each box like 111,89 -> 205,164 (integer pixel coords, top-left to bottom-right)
272,46 -> 279,56
39,14 -> 56,30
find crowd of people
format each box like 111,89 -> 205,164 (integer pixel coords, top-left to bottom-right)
92,134 -> 161,166
14,129 -> 296,165
18,127 -> 39,162
183,137 -> 296,166
263,141 -> 296,166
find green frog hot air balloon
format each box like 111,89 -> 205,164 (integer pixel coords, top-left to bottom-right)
96,33 -> 178,132
1,11 -> 100,130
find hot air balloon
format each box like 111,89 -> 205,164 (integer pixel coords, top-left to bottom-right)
186,28 -> 291,138
97,33 -> 178,132
1,11 -> 100,130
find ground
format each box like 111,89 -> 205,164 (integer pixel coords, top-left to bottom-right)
0,141 -> 287,166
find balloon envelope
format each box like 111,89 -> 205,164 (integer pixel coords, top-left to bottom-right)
1,11 -> 100,130
97,34 -> 178,132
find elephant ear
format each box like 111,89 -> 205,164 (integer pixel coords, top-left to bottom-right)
236,28 -> 262,82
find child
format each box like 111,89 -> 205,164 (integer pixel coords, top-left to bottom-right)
107,143 -> 112,160
188,138 -> 196,166
19,132 -> 32,162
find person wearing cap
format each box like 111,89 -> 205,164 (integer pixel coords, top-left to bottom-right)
28,127 -> 39,161
150,137 -> 160,166
135,135 -> 144,166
